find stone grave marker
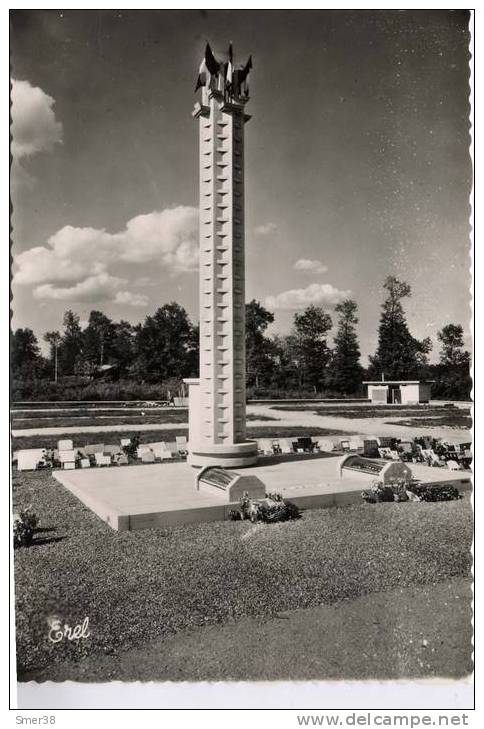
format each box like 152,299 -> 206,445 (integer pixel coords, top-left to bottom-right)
17,449 -> 46,471
196,466 -> 265,501
58,439 -> 74,451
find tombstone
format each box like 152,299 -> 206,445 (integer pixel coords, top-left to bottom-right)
154,441 -> 173,460
58,439 -> 74,451
141,450 -> 155,463
137,445 -> 152,459
447,459 -> 461,471
258,439 -> 273,455
63,462 -> 76,470
120,438 -> 131,447
17,449 -> 46,472
297,437 -> 314,452
176,435 -> 188,454
59,450 -> 76,463
104,445 -> 121,456
94,453 -> 111,467
278,439 -> 292,454
363,439 -> 379,457
114,453 -> 129,466
349,437 -> 364,451
80,458 -> 91,468
339,454 -> 413,485
315,438 -> 334,453
197,466 -> 265,501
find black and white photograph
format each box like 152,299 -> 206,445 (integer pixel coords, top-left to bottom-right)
9,6 -> 474,710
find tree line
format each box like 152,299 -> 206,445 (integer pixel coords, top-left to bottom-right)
11,276 -> 471,400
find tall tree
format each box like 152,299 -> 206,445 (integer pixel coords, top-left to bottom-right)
245,299 -> 275,388
43,330 -> 62,382
437,324 -> 470,367
292,305 -> 332,391
368,276 -> 432,380
327,299 -> 364,394
134,302 -> 196,381
432,323 -> 471,400
59,310 -> 84,376
110,320 -> 136,376
83,311 -> 115,368
11,328 -> 41,378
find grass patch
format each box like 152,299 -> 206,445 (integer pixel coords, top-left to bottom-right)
11,426 -> 353,452
13,470 -> 472,678
11,411 -> 189,429
11,412 -> 277,432
386,416 -> 472,429
271,405 -> 470,419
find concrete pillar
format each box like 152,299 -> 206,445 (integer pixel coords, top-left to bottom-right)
186,48 -> 258,468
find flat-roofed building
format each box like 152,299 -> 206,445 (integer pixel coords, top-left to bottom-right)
363,379 -> 434,405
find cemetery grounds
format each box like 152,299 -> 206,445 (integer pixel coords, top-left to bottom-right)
12,400 -> 473,681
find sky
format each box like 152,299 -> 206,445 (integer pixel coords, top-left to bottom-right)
10,9 -> 472,364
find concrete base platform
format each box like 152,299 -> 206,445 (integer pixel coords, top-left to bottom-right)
187,440 -> 259,468
53,456 -> 472,532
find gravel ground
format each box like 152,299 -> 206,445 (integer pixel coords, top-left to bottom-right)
23,578 -> 472,682
14,470 -> 472,679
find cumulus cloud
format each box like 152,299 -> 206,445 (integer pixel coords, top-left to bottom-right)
33,272 -> 126,303
11,79 -> 63,160
265,283 -> 351,311
254,222 -> 277,236
114,291 -> 150,307
294,258 -> 328,275
13,205 -> 199,304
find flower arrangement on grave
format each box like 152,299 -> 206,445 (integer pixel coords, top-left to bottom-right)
13,509 -> 39,549
362,478 -> 462,504
122,434 -> 140,460
229,492 -> 301,524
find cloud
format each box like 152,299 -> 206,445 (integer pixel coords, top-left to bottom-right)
13,205 -> 199,304
33,272 -> 126,303
265,283 -> 351,311
254,222 -> 277,236
11,79 -> 63,160
114,291 -> 150,307
294,258 -> 328,275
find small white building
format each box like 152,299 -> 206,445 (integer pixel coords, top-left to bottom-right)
363,379 -> 433,405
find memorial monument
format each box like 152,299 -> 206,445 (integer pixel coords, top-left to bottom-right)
185,44 -> 258,468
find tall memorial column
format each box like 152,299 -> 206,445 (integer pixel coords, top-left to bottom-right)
186,44 -> 258,468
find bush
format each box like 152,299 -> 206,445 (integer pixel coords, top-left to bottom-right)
13,509 -> 38,549
362,480 -> 462,504
246,386 -> 366,401
11,377 -> 184,403
407,484 -> 462,503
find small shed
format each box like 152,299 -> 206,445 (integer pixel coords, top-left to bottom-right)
363,380 -> 433,405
